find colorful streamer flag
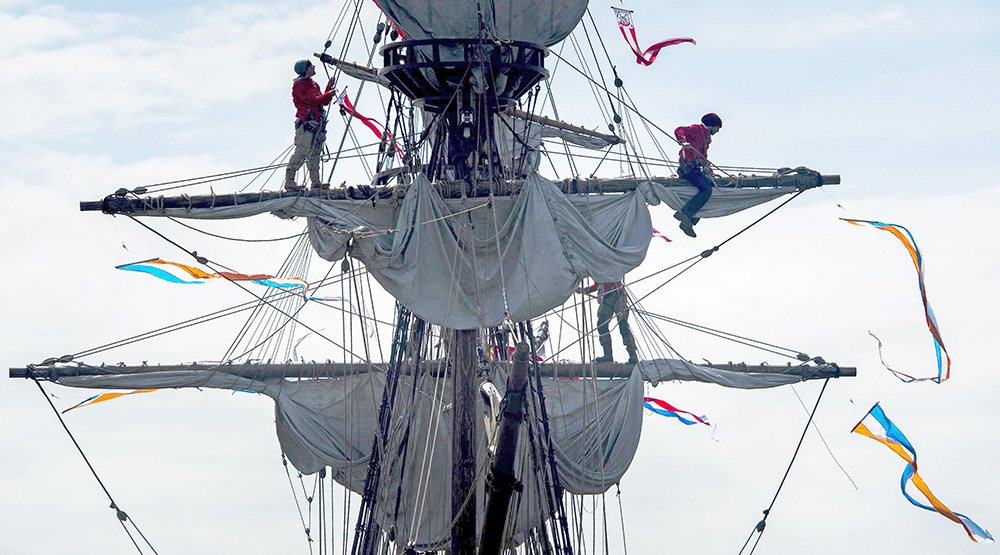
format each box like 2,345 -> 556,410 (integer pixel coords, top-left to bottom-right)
842,219 -> 950,383
335,88 -> 403,158
852,403 -> 993,542
612,7 -> 695,66
643,396 -> 710,426
651,227 -> 672,242
63,389 -> 157,413
117,258 -> 311,298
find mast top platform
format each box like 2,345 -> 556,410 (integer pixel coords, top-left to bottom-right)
379,38 -> 548,112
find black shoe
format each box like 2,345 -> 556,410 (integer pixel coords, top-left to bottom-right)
679,220 -> 697,238
673,210 -> 692,225
627,356 -> 638,364
595,355 -> 613,363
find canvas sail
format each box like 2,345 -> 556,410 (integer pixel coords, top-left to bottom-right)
123,172 -> 797,329
49,359 -> 800,544
373,0 -> 589,46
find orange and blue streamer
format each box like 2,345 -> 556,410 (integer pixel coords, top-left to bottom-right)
852,403 -> 992,542
843,219 -> 950,383
643,396 -> 710,426
62,389 -> 158,413
118,258 -> 312,297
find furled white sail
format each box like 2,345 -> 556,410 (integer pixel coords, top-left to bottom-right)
52,360 -> 800,545
129,172 -> 799,330
373,0 -> 588,46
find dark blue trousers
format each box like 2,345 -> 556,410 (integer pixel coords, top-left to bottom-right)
678,165 -> 713,225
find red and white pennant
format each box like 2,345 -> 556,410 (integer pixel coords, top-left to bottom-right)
612,7 -> 695,66
336,87 -> 403,158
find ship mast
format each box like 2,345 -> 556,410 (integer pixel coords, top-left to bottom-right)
9,1 -> 867,553
451,329 -> 479,555
377,8 -> 552,551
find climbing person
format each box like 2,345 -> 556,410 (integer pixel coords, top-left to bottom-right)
284,59 -> 337,191
579,281 -> 638,364
673,112 -> 722,238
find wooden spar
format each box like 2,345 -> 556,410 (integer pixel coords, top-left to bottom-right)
478,342 -> 530,555
312,52 -> 619,148
315,52 -> 379,79
79,171 -> 841,215
451,329 -> 478,555
505,107 -> 623,146
313,52 -> 391,87
9,361 -> 856,380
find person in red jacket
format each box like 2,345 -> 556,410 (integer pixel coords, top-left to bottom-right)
284,59 -> 337,191
578,281 -> 638,364
673,113 -> 722,237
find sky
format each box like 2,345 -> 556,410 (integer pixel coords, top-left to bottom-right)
2,0 -> 999,554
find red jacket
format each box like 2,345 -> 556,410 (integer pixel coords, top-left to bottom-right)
586,281 -> 623,295
674,123 -> 712,168
293,78 -> 335,123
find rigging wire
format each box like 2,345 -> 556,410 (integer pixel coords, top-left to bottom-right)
123,215 -> 374,364
627,189 -> 807,296
549,50 -> 735,179
615,484 -> 629,555
71,183 -> 527,365
239,144 -> 293,193
221,232 -> 316,363
632,311 -> 803,360
537,186 -> 809,369
118,137 -> 390,197
61,11 -> 833,554
788,385 -> 858,490
540,78 -> 577,178
325,6 -> 384,183
165,215 -> 308,243
27,373 -> 159,555
104,124 -> 779,209
63,268 -> 387,365
282,454 -> 316,552
94,164 -> 810,384
738,378 -> 831,555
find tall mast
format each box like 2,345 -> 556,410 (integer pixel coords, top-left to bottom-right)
450,329 -> 479,555
379,9 -> 550,551
478,342 -> 530,555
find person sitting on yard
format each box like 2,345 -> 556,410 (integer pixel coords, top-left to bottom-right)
673,112 -> 722,237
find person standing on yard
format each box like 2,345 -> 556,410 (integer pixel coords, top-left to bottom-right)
284,59 -> 336,191
579,281 -> 638,364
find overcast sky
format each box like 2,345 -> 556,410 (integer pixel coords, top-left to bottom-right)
2,1 -> 999,554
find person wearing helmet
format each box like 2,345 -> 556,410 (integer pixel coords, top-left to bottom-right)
284,59 -> 337,191
673,113 -> 722,237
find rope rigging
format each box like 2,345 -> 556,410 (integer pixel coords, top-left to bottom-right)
27,374 -> 159,555
26,6 -> 852,555
118,215 -> 390,370
737,378 -> 831,555
526,182 -> 814,376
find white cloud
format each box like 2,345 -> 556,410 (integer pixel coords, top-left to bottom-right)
698,7 -> 919,51
0,5 -> 130,52
0,2 -> 354,144
2,1 -> 999,554
809,8 -> 917,41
